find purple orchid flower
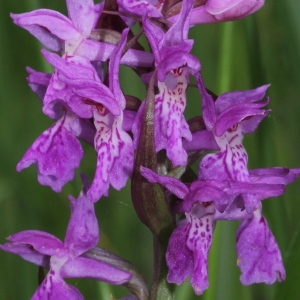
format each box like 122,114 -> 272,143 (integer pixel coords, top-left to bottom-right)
133,0 -> 201,166
196,76 -> 300,211
11,0 -> 153,67
18,64 -> 101,192
140,166 -> 221,294
196,76 -> 267,202
0,192 -> 132,299
86,29 -> 134,201
51,29 -> 134,201
141,157 -> 300,291
20,29 -> 134,200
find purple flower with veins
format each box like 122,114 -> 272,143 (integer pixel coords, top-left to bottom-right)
17,112 -> 84,193
141,154 -> 300,290
10,0 -> 153,67
196,76 -> 270,208
23,29 -> 134,200
196,76 -> 300,212
140,166 -> 227,294
199,82 -> 270,180
18,65 -> 100,192
86,29 -> 134,201
133,0 -> 200,166
53,29 -> 134,201
0,191 -> 132,299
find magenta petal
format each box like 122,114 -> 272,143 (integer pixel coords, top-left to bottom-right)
142,14 -> 164,58
199,151 -> 230,181
189,6 -> 219,25
187,208 -> 214,295
140,166 -> 189,199
107,132 -> 134,190
17,114 -> 83,192
61,256 -> 132,284
166,222 -> 193,286
249,167 -> 300,184
215,84 -> 270,112
165,0 -> 193,45
230,181 -> 285,213
68,116 -> 96,146
183,130 -> 219,152
74,39 -> 115,61
143,0 -> 200,79
26,67 -> 51,104
43,73 -> 92,119
215,198 -> 252,221
236,211 -> 286,285
240,113 -> 269,134
42,50 -> 99,81
11,9 -> 80,45
0,243 -> 50,268
5,230 -> 65,257
32,276 -> 83,300
206,0 -> 256,14
117,0 -> 163,18
231,181 -> 285,199
188,0 -> 265,25
214,103 -> 270,136
42,51 -> 102,118
123,110 -> 136,132
43,72 -> 93,119
74,39 -> 154,67
65,195 -> 99,256
206,0 -> 264,21
195,73 -> 217,130
185,180 -> 230,212
199,125 -> 250,182
158,50 -> 200,82
66,0 -> 98,37
88,113 -> 133,201
109,28 -> 128,109
63,79 -> 121,117
154,84 -> 192,166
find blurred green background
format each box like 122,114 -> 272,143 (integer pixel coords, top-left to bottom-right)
1,0 -> 300,299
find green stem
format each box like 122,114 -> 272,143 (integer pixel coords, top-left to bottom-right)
150,236 -> 175,300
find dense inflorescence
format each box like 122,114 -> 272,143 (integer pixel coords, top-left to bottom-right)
1,0 -> 299,299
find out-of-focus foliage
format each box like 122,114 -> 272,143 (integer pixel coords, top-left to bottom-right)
1,1 -> 300,299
